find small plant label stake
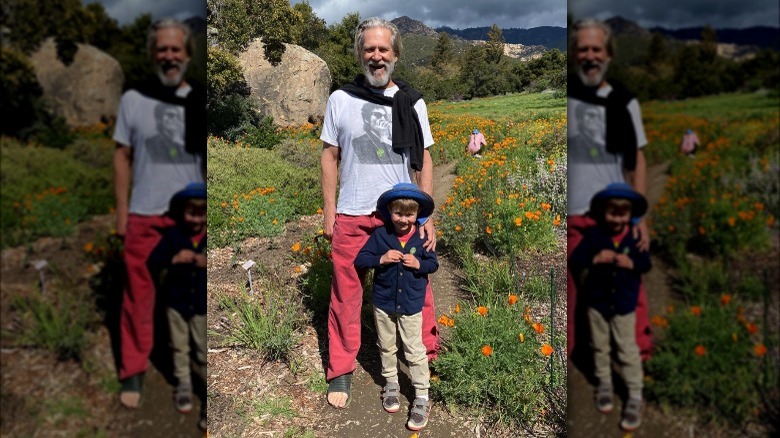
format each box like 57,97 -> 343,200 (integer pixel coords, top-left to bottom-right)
241,260 -> 256,295
33,259 -> 49,296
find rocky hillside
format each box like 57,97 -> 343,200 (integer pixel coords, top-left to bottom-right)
391,16 -> 438,37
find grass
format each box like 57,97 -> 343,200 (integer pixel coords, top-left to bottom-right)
429,92 -> 566,118
643,92 -> 779,428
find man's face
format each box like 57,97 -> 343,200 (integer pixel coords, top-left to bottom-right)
390,208 -> 418,235
154,27 -> 190,87
360,27 -> 397,89
603,203 -> 631,235
575,27 -> 611,87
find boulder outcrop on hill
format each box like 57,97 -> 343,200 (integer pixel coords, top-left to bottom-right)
238,41 -> 331,127
30,38 -> 123,127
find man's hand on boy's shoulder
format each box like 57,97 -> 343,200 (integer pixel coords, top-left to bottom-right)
633,219 -> 650,252
421,220 -> 436,252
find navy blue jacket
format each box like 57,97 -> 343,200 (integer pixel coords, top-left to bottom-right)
147,225 -> 207,319
354,225 -> 438,315
569,224 -> 651,318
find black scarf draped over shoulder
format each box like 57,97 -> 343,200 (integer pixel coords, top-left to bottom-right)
341,74 -> 426,171
567,74 -> 638,171
134,76 -> 207,167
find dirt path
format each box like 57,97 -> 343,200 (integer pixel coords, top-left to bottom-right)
0,216 -> 206,437
207,161 -> 488,436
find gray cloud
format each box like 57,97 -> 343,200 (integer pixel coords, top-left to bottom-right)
84,0 -> 206,25
569,0 -> 779,29
292,0 -> 566,29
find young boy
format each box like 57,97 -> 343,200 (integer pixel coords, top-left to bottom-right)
147,182 -> 207,430
569,182 -> 652,432
354,183 -> 438,431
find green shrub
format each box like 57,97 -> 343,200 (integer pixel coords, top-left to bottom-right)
214,281 -> 305,361
9,288 -> 94,361
646,298 -> 769,425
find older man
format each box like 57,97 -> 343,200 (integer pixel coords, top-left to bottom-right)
113,18 -> 204,410
320,17 -> 439,410
567,18 -> 651,431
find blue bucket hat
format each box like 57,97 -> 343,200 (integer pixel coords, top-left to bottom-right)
376,183 -> 435,225
589,182 -> 647,219
168,182 -> 207,218
472,129 -> 479,134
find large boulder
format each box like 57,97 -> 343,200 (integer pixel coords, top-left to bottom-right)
238,40 -> 331,127
29,38 -> 124,127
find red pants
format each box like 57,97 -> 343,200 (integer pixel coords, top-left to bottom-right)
327,214 -> 440,381
119,214 -> 174,380
567,215 -> 652,361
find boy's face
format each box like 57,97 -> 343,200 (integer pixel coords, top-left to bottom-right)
603,202 -> 631,235
183,202 -> 206,235
390,208 -> 418,235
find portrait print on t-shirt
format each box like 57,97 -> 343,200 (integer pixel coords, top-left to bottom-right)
568,100 -> 616,165
145,102 -> 197,164
351,102 -> 404,165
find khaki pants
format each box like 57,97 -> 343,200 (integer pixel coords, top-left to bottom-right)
168,308 -> 207,387
374,306 -> 430,396
588,307 -> 643,394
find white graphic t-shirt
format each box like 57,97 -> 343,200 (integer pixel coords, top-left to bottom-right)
567,84 -> 647,216
320,85 -> 434,215
113,86 -> 204,215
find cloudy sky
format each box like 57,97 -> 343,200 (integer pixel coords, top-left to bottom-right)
569,0 -> 780,29
290,0 -> 566,29
83,0 -> 205,25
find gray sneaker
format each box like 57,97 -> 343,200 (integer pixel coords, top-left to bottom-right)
381,382 -> 400,413
620,397 -> 642,431
595,382 -> 613,413
174,383 -> 193,413
406,397 -> 430,431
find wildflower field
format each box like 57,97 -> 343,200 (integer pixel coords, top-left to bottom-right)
641,92 -> 779,428
207,92 -> 567,435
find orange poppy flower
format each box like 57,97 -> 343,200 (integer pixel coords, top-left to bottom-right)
720,294 -> 732,305
694,345 -> 706,356
291,241 -> 301,252
481,345 -> 493,357
508,294 -> 518,306
754,343 -> 767,357
690,306 -> 702,316
532,322 -> 544,334
518,333 -> 525,343
454,303 -> 461,314
540,344 -> 553,356
746,322 -> 759,334
477,306 -> 488,317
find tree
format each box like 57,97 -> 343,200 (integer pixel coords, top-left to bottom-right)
431,32 -> 454,69
314,12 -> 362,91
291,1 -> 327,51
486,24 -> 504,64
207,0 -> 300,64
701,25 -> 718,63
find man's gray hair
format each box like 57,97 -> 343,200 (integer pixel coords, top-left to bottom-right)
147,18 -> 195,59
354,17 -> 402,60
569,18 -> 616,57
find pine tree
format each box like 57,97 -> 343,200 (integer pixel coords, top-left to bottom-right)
486,24 -> 504,64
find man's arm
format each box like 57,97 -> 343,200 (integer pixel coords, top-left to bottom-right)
418,149 -> 436,251
626,148 -> 649,251
113,144 -> 132,238
321,142 -> 339,241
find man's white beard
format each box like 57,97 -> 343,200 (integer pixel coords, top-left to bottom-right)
156,60 -> 189,87
577,60 -> 608,87
363,59 -> 395,88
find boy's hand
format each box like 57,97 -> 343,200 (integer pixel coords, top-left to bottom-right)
193,253 -> 207,268
401,253 -> 420,270
380,249 -> 403,265
614,253 -> 634,270
172,249 -> 196,264
593,249 -> 617,264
